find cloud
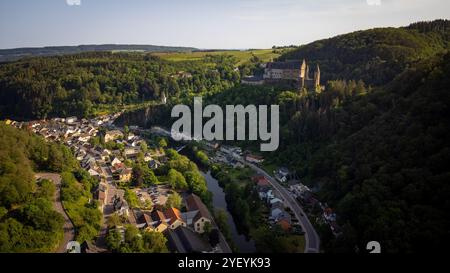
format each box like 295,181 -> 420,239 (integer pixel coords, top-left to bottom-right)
367,0 -> 382,6
66,0 -> 81,6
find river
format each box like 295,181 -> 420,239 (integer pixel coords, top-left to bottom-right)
201,171 -> 256,253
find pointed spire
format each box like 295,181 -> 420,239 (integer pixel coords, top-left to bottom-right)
314,63 -> 321,89
300,59 -> 307,79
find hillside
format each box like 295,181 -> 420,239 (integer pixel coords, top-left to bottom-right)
0,123 -> 79,252
0,44 -> 198,62
278,20 -> 450,85
0,52 -> 240,120
202,50 -> 450,253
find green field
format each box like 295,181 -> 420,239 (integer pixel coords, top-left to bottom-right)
152,49 -> 281,65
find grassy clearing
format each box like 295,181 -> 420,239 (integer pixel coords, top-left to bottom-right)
152,49 -> 280,66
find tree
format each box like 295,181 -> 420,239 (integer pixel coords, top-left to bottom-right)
132,165 -> 145,187
107,213 -> 122,228
203,221 -> 212,235
166,192 -> 182,209
142,231 -> 169,253
143,167 -> 159,186
209,229 -> 220,247
158,138 -> 168,148
106,229 -> 123,252
140,142 -> 148,153
36,179 -> 55,199
167,169 -> 188,190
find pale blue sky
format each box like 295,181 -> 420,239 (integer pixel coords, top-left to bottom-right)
0,0 -> 449,49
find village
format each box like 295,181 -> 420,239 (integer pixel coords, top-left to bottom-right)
6,111 -> 339,253
208,145 -> 342,240
7,115 -> 230,253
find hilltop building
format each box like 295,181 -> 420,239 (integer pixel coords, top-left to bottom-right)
242,59 -> 323,92
263,59 -> 321,90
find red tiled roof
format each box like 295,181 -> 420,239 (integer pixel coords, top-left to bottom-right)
151,210 -> 166,223
278,219 -> 291,231
165,207 -> 184,225
252,176 -> 270,187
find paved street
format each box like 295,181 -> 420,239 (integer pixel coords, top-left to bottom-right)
35,173 -> 75,253
251,164 -> 320,253
220,150 -> 321,253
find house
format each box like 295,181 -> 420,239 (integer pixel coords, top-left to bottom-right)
258,187 -> 273,201
117,168 -> 132,183
113,196 -> 129,217
165,226 -> 213,253
150,210 -> 169,233
278,219 -> 291,232
253,176 -> 270,189
124,147 -> 140,159
88,168 -> 101,179
66,117 -> 78,124
101,149 -> 111,161
323,208 -> 337,222
104,130 -> 124,143
111,157 -> 122,167
165,207 -> 187,230
271,202 -> 284,219
245,154 -> 264,164
184,194 -> 213,234
278,167 -> 290,177
269,197 -> 284,206
148,159 -> 162,170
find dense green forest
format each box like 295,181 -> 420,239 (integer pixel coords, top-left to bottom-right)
279,19 -> 450,85
203,51 -> 450,253
0,52 -> 240,120
0,124 -> 78,252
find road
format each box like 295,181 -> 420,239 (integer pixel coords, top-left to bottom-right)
221,151 -> 321,253
243,161 -> 320,253
35,173 -> 75,253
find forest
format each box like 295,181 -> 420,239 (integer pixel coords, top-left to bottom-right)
0,51 -> 240,120
0,124 -> 78,252
204,52 -> 450,253
279,19 -> 450,85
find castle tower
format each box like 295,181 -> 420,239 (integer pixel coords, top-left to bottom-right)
300,59 -> 307,79
314,64 -> 321,88
305,64 -> 310,80
300,59 -> 307,91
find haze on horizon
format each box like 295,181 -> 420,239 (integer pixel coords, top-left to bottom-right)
0,0 -> 449,50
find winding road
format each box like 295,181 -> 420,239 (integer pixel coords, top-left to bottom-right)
223,151 -> 321,253
35,173 -> 75,253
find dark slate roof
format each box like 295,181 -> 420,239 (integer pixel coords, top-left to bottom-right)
242,76 -> 264,82
185,194 -> 212,222
266,61 -> 302,70
165,226 -> 212,253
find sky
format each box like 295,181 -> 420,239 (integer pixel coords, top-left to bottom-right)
0,0 -> 449,49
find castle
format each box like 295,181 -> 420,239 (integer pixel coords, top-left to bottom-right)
264,59 -> 321,90
242,59 -> 322,92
